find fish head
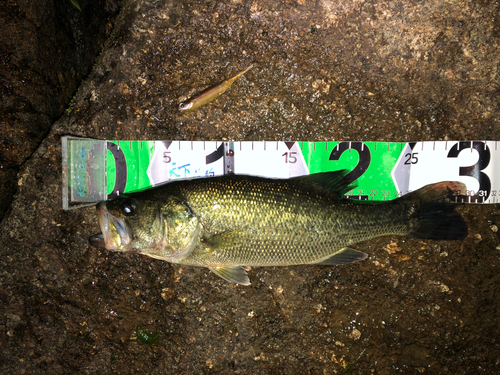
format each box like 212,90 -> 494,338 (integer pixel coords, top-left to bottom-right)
90,195 -> 201,262
90,197 -> 162,253
178,101 -> 193,111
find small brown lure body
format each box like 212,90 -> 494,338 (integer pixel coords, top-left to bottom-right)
178,64 -> 254,111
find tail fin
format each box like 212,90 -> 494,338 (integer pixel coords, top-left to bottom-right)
403,181 -> 467,240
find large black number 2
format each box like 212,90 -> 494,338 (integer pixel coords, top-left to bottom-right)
447,141 -> 491,203
329,142 -> 371,185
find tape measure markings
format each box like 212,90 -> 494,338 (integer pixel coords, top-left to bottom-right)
62,137 -> 499,209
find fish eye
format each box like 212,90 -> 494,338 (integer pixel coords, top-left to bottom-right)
120,198 -> 137,216
179,103 -> 185,109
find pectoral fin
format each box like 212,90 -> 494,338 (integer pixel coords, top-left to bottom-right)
312,247 -> 368,265
209,266 -> 251,286
204,228 -> 247,252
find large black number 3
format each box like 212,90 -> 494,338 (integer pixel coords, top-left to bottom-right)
329,142 -> 371,185
447,141 -> 491,203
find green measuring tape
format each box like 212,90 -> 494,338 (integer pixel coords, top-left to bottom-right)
62,136 -> 498,209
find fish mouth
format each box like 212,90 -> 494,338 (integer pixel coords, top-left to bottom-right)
89,232 -> 106,248
90,201 -> 133,250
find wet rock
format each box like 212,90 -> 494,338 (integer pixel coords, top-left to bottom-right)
1,0 -> 499,373
0,0 -> 120,220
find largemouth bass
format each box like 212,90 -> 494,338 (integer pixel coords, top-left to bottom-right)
89,171 -> 467,285
178,64 -> 254,112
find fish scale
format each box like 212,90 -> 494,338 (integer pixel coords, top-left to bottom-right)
180,186 -> 409,267
91,171 -> 467,285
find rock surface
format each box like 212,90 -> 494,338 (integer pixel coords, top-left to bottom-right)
0,0 -> 119,219
1,0 -> 499,373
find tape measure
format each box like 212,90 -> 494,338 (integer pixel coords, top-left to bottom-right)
62,136 -> 499,209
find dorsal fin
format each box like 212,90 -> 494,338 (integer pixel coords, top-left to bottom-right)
291,170 -> 356,196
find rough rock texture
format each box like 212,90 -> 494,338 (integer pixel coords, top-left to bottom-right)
1,0 -> 499,373
0,0 -> 119,219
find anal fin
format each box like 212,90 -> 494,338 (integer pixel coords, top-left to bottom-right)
209,266 -> 251,286
312,247 -> 368,265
